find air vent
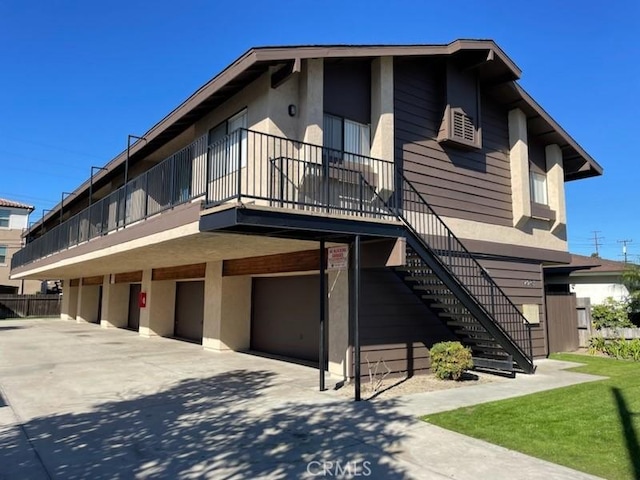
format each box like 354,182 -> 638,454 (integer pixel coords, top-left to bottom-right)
438,106 -> 481,150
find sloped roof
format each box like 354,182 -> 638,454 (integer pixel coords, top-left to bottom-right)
0,198 -> 34,212
568,254 -> 629,274
30,39 -> 602,234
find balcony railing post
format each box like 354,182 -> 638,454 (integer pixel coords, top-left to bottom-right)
324,147 -> 330,213
144,172 -> 149,218
359,174 -> 364,216
236,130 -> 243,201
169,155 -> 176,207
205,144 -> 210,204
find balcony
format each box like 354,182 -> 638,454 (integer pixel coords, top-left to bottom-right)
12,130 -> 395,270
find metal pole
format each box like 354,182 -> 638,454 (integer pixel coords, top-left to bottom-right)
89,167 -> 107,208
319,238 -> 326,391
60,192 -> 64,226
354,235 -> 361,402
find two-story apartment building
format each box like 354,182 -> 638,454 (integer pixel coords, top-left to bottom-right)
0,199 -> 40,294
10,40 -> 602,393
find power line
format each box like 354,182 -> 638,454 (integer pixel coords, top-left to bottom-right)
592,230 -> 604,257
618,239 -> 633,264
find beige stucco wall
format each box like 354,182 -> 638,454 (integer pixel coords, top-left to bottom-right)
77,283 -> 101,323
370,57 -> 394,163
298,58 -> 324,145
100,278 -> 129,329
140,276 -> 176,338
502,108 -> 568,251
61,281 -> 78,321
202,261 -> 252,352
137,269 -> 178,338
508,108 -> 531,228
439,214 -> 567,252
546,144 -> 566,235
328,268 -> 350,378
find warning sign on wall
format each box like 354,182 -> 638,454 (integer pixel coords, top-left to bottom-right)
327,246 -> 349,270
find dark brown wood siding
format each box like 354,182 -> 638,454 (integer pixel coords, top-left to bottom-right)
152,263 -> 206,281
359,268 -> 455,376
324,59 -> 371,124
114,271 -> 143,284
545,292 -> 579,354
475,258 -> 547,358
394,57 -> 513,226
82,276 -> 104,286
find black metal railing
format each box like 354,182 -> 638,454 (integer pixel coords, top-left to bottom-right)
11,134 -> 208,268
395,177 -> 534,365
205,129 -> 395,219
11,126 -> 533,366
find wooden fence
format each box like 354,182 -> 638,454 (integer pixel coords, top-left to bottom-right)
0,294 -> 61,319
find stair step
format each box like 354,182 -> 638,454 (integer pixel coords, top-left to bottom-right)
438,311 -> 473,319
396,265 -> 434,272
471,345 -> 506,355
414,284 -> 450,291
472,356 -> 514,373
447,323 -> 495,342
430,302 -> 459,309
405,275 -> 440,282
420,293 -> 456,300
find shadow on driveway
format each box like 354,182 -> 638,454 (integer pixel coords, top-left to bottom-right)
1,369 -> 412,479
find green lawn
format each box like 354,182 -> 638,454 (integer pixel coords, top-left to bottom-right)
423,354 -> 640,480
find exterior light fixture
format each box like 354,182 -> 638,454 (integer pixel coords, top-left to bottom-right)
288,104 -> 297,117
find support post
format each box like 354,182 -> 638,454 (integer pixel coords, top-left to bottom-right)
353,235 -> 361,401
319,238 -> 326,391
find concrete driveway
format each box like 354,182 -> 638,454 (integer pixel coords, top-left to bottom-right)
0,319 -> 602,479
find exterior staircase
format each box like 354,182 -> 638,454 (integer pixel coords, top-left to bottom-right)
379,175 -> 536,374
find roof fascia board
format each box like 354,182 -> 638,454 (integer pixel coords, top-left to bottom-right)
513,83 -> 603,176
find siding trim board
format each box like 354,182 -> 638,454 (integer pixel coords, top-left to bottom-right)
152,263 -> 206,281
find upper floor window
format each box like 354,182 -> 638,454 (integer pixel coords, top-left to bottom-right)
0,245 -> 6,264
0,209 -> 9,228
208,109 -> 247,179
323,114 -> 370,162
530,171 -> 548,205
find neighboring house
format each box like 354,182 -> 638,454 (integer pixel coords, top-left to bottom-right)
10,40 -> 602,385
546,254 -> 630,304
0,199 -> 40,294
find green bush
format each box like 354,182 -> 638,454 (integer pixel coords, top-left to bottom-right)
588,336 -> 606,355
430,341 -> 473,380
588,337 -> 640,361
591,297 -> 634,330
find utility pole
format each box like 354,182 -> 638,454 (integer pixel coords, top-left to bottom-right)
618,239 -> 633,263
592,230 -> 604,257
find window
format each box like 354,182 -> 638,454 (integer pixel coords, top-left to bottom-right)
208,109 -> 247,179
530,171 -> 548,205
0,209 -> 9,228
323,114 -> 370,162
0,245 -> 6,264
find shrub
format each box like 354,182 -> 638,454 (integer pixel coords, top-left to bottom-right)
588,336 -> 606,356
588,337 -> 640,361
591,297 -> 634,330
430,341 -> 473,380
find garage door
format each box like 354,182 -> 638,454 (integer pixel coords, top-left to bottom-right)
174,281 -> 204,343
252,275 -> 320,363
128,284 -> 141,330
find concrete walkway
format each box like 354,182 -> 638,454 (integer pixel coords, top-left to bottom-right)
0,318 -> 603,479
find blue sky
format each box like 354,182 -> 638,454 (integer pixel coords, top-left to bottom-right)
1,1 -> 638,261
